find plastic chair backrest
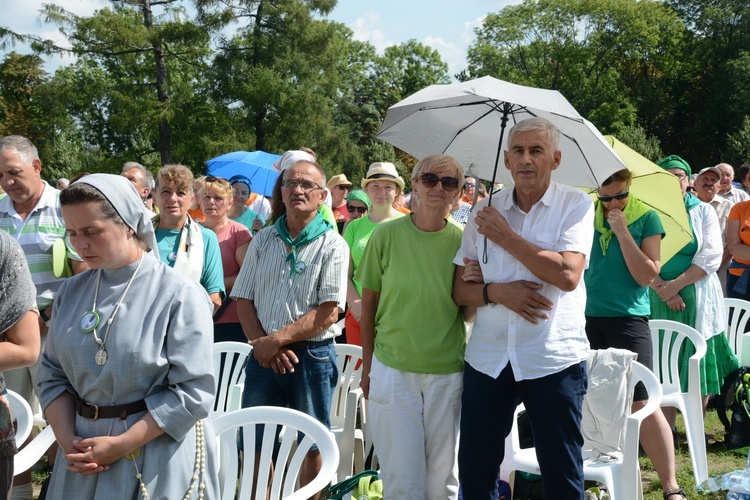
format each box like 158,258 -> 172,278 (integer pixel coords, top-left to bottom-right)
648,319 -> 707,394
724,298 -> 750,358
330,344 -> 363,427
212,342 -> 252,418
212,406 -> 339,500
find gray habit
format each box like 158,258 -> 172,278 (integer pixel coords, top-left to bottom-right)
37,252 -> 218,499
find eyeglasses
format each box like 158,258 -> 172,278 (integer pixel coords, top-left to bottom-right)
346,204 -> 367,214
597,191 -> 629,203
420,173 -> 460,192
205,176 -> 230,185
337,184 -> 353,191
281,179 -> 323,193
464,182 -> 476,188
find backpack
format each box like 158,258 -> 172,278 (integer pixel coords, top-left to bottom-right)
716,367 -> 750,449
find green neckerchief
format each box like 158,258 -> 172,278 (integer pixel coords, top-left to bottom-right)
594,195 -> 651,255
684,192 -> 702,211
275,213 -> 333,277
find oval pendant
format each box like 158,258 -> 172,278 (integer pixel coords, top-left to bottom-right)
94,349 -> 108,366
125,448 -> 140,460
168,251 -> 176,263
294,260 -> 306,274
80,311 -> 100,333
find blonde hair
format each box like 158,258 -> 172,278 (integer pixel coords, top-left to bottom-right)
411,154 -> 465,188
156,164 -> 194,192
201,177 -> 233,203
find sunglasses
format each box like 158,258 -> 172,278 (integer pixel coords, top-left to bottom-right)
420,173 -> 460,192
337,184 -> 353,190
346,204 -> 367,214
205,175 -> 230,185
597,190 -> 629,202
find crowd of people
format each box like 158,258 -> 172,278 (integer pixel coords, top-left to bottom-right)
0,117 -> 749,500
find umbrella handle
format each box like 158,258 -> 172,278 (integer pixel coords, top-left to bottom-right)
483,102 -> 511,264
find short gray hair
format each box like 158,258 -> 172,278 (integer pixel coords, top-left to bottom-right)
507,117 -> 560,152
0,136 -> 39,165
122,162 -> 154,190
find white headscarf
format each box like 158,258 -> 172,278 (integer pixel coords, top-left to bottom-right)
73,174 -> 159,257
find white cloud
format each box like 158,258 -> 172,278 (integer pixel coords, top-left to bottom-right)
422,35 -> 464,77
348,11 -> 395,53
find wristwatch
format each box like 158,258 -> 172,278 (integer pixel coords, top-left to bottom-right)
39,308 -> 51,326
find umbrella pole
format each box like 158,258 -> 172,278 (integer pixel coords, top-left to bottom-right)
483,102 -> 511,263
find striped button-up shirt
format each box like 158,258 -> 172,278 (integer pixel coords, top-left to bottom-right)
232,224 -> 349,342
0,182 -> 79,309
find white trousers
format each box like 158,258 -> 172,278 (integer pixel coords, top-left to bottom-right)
368,357 -> 462,500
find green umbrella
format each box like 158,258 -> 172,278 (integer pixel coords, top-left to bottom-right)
587,136 -> 693,264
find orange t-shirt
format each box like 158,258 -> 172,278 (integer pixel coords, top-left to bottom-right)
188,207 -> 204,223
728,200 -> 750,275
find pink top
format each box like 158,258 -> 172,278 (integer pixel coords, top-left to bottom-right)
214,221 -> 252,324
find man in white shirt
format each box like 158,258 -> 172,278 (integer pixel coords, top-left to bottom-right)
717,163 -> 750,205
695,166 -> 732,294
453,117 -> 594,499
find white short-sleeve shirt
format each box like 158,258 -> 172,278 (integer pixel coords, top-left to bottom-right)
454,181 -> 594,380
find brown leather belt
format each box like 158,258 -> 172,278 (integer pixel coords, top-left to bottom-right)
75,394 -> 147,421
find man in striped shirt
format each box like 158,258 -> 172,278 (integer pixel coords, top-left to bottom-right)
232,158 -> 349,497
0,135 -> 86,499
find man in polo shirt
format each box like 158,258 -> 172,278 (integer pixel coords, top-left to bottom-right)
453,117 -> 594,499
0,135 -> 86,499
232,158 -> 348,497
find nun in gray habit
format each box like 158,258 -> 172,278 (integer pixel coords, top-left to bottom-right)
37,174 -> 219,499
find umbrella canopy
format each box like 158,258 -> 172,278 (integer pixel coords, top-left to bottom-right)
377,76 -> 626,189
590,136 -> 692,264
205,150 -> 281,197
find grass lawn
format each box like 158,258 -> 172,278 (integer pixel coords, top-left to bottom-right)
641,408 -> 745,499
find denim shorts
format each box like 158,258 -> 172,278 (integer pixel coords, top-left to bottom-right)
242,340 -> 338,451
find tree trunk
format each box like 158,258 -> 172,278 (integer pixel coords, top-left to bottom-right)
141,0 -> 172,165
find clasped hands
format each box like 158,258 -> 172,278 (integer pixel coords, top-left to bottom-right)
250,335 -> 299,374
63,434 -> 130,475
652,280 -> 686,311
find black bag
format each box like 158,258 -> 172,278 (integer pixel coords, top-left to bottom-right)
716,366 -> 750,449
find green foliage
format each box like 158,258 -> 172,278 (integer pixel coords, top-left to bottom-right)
0,52 -> 47,139
614,125 -> 664,163
724,116 -> 750,168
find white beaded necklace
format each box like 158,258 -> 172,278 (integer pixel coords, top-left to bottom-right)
130,420 -> 207,499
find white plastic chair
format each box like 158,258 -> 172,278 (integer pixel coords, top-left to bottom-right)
14,425 -> 56,476
724,298 -> 750,364
499,361 -> 662,500
212,342 -> 252,419
330,344 -> 364,481
5,390 -> 32,446
648,319 -> 708,486
212,406 -> 339,500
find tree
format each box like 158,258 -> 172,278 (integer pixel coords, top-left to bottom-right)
0,52 -> 47,139
724,116 -> 750,168
464,0 -> 684,138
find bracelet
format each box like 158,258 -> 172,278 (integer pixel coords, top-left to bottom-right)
482,283 -> 492,306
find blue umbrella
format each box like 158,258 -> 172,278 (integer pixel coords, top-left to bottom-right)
205,150 -> 281,197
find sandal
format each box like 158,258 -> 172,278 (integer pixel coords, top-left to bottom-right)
663,486 -> 686,499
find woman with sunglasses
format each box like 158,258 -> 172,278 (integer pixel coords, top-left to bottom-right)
358,155 -> 468,499
342,163 -> 405,346
651,156 -> 738,440
583,168 -> 687,500
200,176 -> 253,343
341,189 -> 370,232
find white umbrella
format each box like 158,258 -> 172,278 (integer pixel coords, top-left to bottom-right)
377,76 -> 626,189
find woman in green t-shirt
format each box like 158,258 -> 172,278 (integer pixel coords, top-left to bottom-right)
342,162 -> 405,346
358,155 -> 470,499
584,168 -> 686,500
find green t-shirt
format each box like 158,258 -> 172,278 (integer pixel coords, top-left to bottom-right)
343,213 -> 406,297
584,209 -> 664,317
155,226 -> 225,296
356,216 -> 466,374
231,207 -> 265,234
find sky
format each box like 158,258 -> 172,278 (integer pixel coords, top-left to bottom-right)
2,0 -> 522,77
